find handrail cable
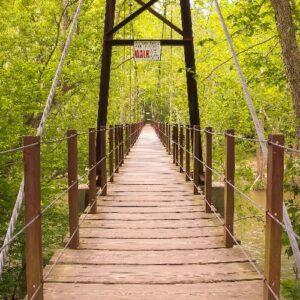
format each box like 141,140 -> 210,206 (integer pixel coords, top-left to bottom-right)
154,123 -> 280,300
0,123 -> 142,272
213,0 -> 300,272
154,124 -> 300,241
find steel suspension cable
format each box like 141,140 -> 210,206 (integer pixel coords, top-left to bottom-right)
0,0 -> 86,275
213,0 -> 300,276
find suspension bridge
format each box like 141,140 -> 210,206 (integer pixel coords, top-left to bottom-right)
1,0 -> 300,299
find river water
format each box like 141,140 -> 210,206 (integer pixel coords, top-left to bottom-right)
234,190 -> 295,280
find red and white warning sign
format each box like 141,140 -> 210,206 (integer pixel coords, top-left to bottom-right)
133,41 -> 161,61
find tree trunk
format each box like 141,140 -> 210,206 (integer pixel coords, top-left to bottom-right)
271,0 -> 300,138
62,0 -> 70,33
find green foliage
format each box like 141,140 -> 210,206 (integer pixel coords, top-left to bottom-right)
282,279 -> 300,300
0,0 -> 300,298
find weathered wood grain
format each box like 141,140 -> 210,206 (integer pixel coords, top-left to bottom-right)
43,125 -> 262,299
81,211 -> 214,220
44,281 -> 263,300
80,218 -> 220,229
49,248 -> 250,265
78,236 -> 225,250
44,263 -> 260,284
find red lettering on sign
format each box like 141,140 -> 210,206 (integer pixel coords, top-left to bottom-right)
134,50 -> 151,59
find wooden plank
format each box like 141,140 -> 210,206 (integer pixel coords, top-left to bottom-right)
109,186 -> 192,192
99,194 -> 203,201
97,201 -> 202,207
81,212 -> 215,220
50,248 -> 250,265
78,236 -> 224,250
78,227 -> 223,238
44,125 -> 262,300
95,206 -> 204,213
44,262 -> 261,284
80,219 -> 221,229
44,281 -> 263,300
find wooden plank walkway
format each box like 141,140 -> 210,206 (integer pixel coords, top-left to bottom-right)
44,125 -> 263,299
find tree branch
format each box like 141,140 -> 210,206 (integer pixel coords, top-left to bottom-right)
201,35 -> 277,82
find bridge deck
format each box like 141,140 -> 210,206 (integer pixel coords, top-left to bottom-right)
44,125 -> 263,299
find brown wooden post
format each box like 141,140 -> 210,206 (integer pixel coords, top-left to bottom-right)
224,129 -> 235,248
168,124 -> 171,155
67,130 -> 79,249
179,124 -> 184,173
109,125 -> 114,182
174,124 -> 179,166
23,136 -> 43,300
89,128 -> 97,214
163,123 -> 166,147
185,125 -> 191,181
115,125 -> 119,173
122,125 -> 125,162
119,125 -> 124,166
264,135 -> 284,300
132,123 -> 135,145
130,124 -> 133,147
100,126 -> 107,195
172,125 -> 176,163
205,127 -> 212,213
164,123 -> 167,148
166,124 -> 169,153
126,124 -> 130,155
160,123 -> 163,143
193,125 -> 200,195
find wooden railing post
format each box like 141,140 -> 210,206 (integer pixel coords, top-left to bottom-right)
126,124 -> 130,155
67,130 -> 79,249
100,126 -> 107,195
134,123 -> 136,144
166,124 -> 169,153
23,136 -> 43,300
89,128 -> 97,214
172,125 -> 176,164
109,125 -> 114,182
168,124 -> 171,155
224,129 -> 235,248
174,124 -> 179,166
205,127 -> 212,213
179,124 -> 184,173
185,125 -> 190,181
160,123 -> 163,142
115,125 -> 119,173
120,125 -> 124,166
193,125 -> 200,195
164,123 -> 167,148
264,135 -> 284,300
